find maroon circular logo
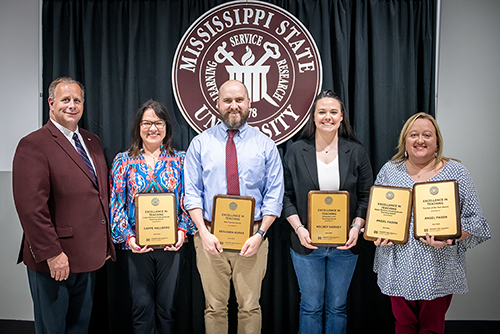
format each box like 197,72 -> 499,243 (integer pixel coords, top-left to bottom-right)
172,0 -> 322,145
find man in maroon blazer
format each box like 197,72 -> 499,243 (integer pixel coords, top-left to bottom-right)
12,77 -> 115,334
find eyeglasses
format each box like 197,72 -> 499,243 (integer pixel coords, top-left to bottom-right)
140,121 -> 166,129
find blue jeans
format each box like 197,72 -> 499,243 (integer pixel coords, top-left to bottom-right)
291,247 -> 358,334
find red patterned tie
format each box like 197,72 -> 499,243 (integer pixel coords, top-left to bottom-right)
226,129 -> 240,196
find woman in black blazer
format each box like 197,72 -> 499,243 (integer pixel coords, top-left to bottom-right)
283,90 -> 373,334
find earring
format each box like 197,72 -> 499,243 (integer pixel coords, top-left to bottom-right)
404,150 -> 408,158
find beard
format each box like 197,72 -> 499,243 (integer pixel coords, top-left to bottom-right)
220,108 -> 250,129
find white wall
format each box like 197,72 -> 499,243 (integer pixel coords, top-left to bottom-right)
437,0 -> 500,320
0,0 -> 498,322
0,0 -> 41,172
0,0 -> 40,320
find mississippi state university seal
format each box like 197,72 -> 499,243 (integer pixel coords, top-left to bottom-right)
172,0 -> 322,145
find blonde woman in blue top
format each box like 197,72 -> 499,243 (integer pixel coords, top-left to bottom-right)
110,100 -> 196,334
373,113 -> 490,334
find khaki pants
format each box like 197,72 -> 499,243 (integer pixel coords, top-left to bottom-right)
194,232 -> 269,334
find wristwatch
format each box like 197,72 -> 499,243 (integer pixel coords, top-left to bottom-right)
255,229 -> 266,240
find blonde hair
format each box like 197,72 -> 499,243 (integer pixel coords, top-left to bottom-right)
391,112 -> 447,166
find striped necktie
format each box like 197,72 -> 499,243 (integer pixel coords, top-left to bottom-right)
72,133 -> 97,184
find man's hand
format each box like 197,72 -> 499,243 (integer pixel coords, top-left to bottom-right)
201,232 -> 223,255
47,252 -> 70,281
188,208 -> 222,254
240,234 -> 262,257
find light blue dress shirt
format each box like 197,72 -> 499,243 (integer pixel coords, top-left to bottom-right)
184,122 -> 284,221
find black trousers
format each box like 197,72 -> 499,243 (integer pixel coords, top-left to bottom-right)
123,249 -> 182,334
27,268 -> 95,334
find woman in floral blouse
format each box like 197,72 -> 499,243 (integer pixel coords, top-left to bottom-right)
110,100 -> 196,333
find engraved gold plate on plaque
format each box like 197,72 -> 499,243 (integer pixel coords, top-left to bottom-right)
413,180 -> 461,240
308,191 -> 349,246
135,193 -> 177,248
364,185 -> 412,244
212,195 -> 255,251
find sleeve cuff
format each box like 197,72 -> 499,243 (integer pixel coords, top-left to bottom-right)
126,234 -> 136,247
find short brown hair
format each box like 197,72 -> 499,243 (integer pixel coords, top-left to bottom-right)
48,77 -> 85,101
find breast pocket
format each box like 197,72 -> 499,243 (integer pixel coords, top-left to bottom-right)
241,155 -> 266,189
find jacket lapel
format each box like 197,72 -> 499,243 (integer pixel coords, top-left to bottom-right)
338,138 -> 351,189
302,139 -> 319,189
80,130 -> 102,188
46,122 -> 98,187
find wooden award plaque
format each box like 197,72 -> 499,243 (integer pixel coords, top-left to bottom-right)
135,193 -> 178,248
364,185 -> 412,244
212,195 -> 255,251
413,180 -> 461,241
308,191 -> 349,246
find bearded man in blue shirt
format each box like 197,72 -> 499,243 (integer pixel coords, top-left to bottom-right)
185,80 -> 284,334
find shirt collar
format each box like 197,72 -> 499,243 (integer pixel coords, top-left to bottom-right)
140,145 -> 165,156
219,122 -> 249,139
50,118 -> 80,138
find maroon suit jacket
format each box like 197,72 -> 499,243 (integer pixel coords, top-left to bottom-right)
13,121 -> 116,273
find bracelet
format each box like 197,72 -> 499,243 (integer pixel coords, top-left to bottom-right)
126,234 -> 136,246
178,228 -> 187,239
350,223 -> 362,234
294,224 -> 304,233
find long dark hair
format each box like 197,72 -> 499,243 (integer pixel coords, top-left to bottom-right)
129,99 -> 174,157
301,90 -> 358,142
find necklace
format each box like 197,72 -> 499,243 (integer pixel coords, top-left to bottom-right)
143,151 -> 160,167
323,143 -> 336,154
406,159 -> 441,180
148,154 -> 157,164
316,133 -> 338,154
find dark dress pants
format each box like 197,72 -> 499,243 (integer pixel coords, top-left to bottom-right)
124,248 -> 182,334
27,268 -> 96,334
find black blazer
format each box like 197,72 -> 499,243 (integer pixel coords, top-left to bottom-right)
283,137 -> 373,255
